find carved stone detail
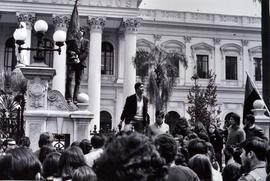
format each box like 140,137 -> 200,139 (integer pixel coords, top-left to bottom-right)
52,14 -> 69,30
242,40 -> 249,46
16,12 -> 36,29
48,90 -> 78,111
213,38 -> 221,45
122,18 -> 142,33
184,36 -> 191,43
153,34 -> 162,43
28,78 -> 47,109
88,16 -> 106,32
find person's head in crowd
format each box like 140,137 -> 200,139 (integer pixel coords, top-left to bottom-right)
71,141 -> 81,147
229,113 -> 240,127
91,134 -> 105,149
38,132 -> 54,148
197,132 -> 209,142
72,165 -> 97,181
188,154 -> 212,181
187,138 -> 208,159
0,154 -> 12,179
174,147 -> 189,166
39,145 -> 56,163
134,82 -> 144,97
224,118 -> 231,130
93,132 -> 167,181
155,110 -> 165,126
244,114 -> 255,127
172,117 -> 189,137
224,146 -> 234,165
59,146 -> 87,180
42,152 -> 61,179
240,137 -> 268,173
18,136 -> 31,148
222,162 -> 242,181
3,138 -> 16,152
154,134 -> 177,165
182,132 -> 198,148
79,139 -> 92,155
207,123 -> 217,135
6,147 -> 42,180
194,121 -> 207,135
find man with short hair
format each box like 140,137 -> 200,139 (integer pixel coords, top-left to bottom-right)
148,110 -> 169,139
244,114 -> 268,140
119,82 -> 149,134
85,134 -> 105,167
154,134 -> 200,181
238,137 -> 268,181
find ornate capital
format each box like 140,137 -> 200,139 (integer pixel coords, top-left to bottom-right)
184,36 -> 191,43
213,38 -> 221,45
153,34 -> 162,42
16,12 -> 36,29
121,18 -> 142,33
242,40 -> 249,46
52,14 -> 69,31
88,16 -> 106,32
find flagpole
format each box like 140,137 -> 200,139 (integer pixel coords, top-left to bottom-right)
245,71 -> 270,116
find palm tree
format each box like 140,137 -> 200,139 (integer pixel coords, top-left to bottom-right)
134,45 -> 187,111
254,0 -> 270,110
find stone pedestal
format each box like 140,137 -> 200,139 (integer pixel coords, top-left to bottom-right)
21,66 -> 93,151
252,100 -> 270,139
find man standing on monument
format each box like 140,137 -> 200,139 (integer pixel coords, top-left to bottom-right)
65,28 -> 89,104
119,82 -> 149,134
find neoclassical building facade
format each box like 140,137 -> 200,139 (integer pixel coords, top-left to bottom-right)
0,0 -> 262,132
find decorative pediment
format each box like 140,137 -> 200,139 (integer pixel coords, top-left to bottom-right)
220,43 -> 242,54
136,39 -> 154,51
248,46 -> 262,61
47,90 -> 78,111
191,42 -> 214,52
161,40 -> 185,53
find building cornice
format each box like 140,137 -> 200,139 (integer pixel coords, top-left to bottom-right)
0,1 -> 140,19
139,9 -> 260,29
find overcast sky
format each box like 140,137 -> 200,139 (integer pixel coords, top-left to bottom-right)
140,0 -> 261,17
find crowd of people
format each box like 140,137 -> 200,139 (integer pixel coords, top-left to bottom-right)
0,111 -> 269,181
0,82 -> 270,180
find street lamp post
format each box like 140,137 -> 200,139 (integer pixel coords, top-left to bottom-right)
13,19 -> 66,66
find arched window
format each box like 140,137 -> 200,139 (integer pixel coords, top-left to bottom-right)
4,37 -> 16,71
43,38 -> 54,67
100,111 -> 112,133
165,111 -> 181,134
101,42 -> 114,75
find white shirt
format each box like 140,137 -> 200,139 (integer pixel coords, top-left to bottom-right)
134,94 -> 143,120
85,148 -> 104,167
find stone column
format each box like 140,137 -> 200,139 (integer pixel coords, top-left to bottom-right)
184,36 -> 192,85
242,40 -> 249,85
16,12 -> 36,65
213,38 -> 221,84
87,16 -> 106,131
52,15 -> 69,95
122,18 -> 140,99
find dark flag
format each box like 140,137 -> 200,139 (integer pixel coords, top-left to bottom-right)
66,0 -> 81,59
243,74 -> 269,119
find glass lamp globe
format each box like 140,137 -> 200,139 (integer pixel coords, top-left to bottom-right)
13,28 -> 27,41
34,20 -> 48,32
53,30 -> 66,42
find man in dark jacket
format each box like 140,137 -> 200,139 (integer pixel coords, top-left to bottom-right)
244,114 -> 268,140
119,82 -> 149,134
65,27 -> 89,104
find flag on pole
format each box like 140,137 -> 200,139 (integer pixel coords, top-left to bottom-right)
66,0 -> 81,55
243,73 -> 270,119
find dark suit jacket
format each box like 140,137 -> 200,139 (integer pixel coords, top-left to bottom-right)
79,38 -> 89,67
121,94 -> 149,125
